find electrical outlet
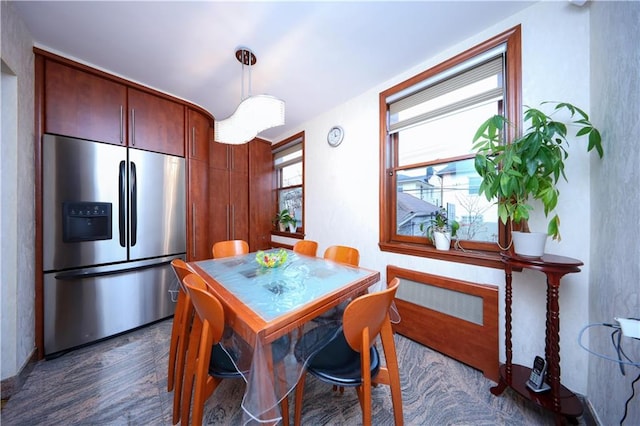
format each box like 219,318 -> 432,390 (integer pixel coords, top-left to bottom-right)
615,318 -> 640,339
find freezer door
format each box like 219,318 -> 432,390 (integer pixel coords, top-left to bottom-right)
43,134 -> 128,271
128,149 -> 186,260
43,256 -> 180,356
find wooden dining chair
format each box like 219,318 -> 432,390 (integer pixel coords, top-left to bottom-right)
211,239 -> 249,259
181,273 -> 290,426
317,245 -> 360,328
168,258 -> 194,424
293,240 -> 318,257
323,245 -> 360,267
293,278 -> 403,426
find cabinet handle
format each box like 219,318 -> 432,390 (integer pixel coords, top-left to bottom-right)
192,203 -> 196,257
119,105 -> 124,144
226,205 -> 230,240
131,108 -> 136,146
192,126 -> 196,157
231,204 -> 235,239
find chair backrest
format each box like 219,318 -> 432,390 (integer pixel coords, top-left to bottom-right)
342,278 -> 400,353
293,240 -> 318,257
182,274 -> 225,344
212,240 -> 249,259
323,245 -> 360,267
171,258 -> 191,293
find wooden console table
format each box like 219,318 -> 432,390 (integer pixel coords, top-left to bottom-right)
491,253 -> 584,425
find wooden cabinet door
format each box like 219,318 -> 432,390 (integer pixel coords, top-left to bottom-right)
209,141 -> 247,172
248,140 -> 274,250
128,88 -> 185,156
188,109 -> 211,162
188,159 -> 210,261
209,141 -> 229,170
44,60 -> 126,145
209,167 -> 231,245
230,143 -> 248,174
229,170 -> 249,243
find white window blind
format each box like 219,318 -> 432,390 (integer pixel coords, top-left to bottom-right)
389,56 -> 504,134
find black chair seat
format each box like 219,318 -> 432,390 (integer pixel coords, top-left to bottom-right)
209,343 -> 241,378
297,327 -> 380,387
209,334 -> 291,378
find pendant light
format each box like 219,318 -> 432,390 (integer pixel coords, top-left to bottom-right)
214,47 -> 285,144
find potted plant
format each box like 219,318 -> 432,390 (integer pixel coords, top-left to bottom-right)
287,214 -> 298,233
420,207 -> 460,251
472,101 -> 603,256
273,209 -> 294,232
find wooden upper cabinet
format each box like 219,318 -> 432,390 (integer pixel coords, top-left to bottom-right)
44,58 -> 186,157
230,144 -> 249,174
128,88 -> 185,157
188,109 -> 211,162
209,140 -> 229,170
248,139 -> 275,251
44,60 -> 126,145
210,140 -> 248,173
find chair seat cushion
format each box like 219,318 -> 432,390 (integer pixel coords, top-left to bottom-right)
305,330 -> 380,387
209,334 -> 291,378
209,343 -> 242,378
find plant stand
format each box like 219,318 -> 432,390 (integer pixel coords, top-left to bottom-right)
491,253 -> 583,425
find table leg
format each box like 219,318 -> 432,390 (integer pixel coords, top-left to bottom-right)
546,275 -> 562,414
491,265 -> 512,396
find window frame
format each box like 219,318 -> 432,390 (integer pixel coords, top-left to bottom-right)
272,131 -> 305,238
379,26 -> 521,268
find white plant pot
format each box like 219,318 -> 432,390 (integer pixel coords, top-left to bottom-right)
512,231 -> 547,257
288,223 -> 297,233
433,231 -> 451,251
278,223 -> 286,232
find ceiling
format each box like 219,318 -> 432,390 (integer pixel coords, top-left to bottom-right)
12,1 -> 535,142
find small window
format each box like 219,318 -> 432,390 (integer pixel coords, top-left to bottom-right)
380,26 -> 521,263
273,132 -> 304,234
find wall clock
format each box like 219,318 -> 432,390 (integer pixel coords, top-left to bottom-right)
327,126 -> 344,147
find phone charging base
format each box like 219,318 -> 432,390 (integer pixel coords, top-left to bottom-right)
526,380 -> 551,393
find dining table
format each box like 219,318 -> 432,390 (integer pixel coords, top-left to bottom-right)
187,249 -> 381,425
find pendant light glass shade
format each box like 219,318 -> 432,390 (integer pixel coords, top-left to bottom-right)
214,48 -> 285,145
214,95 -> 285,144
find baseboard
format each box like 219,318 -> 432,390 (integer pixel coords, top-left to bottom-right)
0,348 -> 38,401
581,395 -> 601,426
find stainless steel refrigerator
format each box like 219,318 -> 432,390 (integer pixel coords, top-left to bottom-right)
42,134 -> 186,356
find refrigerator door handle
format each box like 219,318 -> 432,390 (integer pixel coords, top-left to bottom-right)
53,258 -> 175,280
130,161 -> 137,246
119,160 -> 127,247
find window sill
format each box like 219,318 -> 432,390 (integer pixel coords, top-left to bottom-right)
271,230 -> 304,239
378,241 -> 505,269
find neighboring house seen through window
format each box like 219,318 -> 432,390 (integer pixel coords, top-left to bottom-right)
379,27 -> 521,264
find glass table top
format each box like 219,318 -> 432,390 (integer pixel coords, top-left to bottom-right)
194,250 -> 371,322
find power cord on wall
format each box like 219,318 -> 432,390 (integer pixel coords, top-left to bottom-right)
578,322 -> 640,425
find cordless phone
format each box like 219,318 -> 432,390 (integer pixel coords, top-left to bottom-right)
526,356 -> 550,393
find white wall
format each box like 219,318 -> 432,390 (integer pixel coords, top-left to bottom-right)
1,0 -> 36,380
589,2 -> 640,425
274,1 -> 595,395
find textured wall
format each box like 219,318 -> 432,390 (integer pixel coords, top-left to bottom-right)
1,0 -> 36,380
589,2 -> 640,425
282,1 -> 596,395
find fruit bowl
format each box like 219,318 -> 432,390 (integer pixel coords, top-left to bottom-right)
255,249 -> 288,268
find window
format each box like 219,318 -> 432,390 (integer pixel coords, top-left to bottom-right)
379,26 -> 521,264
273,131 -> 304,234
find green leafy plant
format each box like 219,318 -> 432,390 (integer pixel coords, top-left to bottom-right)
273,209 -> 295,229
472,101 -> 603,241
420,207 -> 460,239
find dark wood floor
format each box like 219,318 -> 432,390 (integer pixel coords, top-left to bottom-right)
1,318 -> 586,425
